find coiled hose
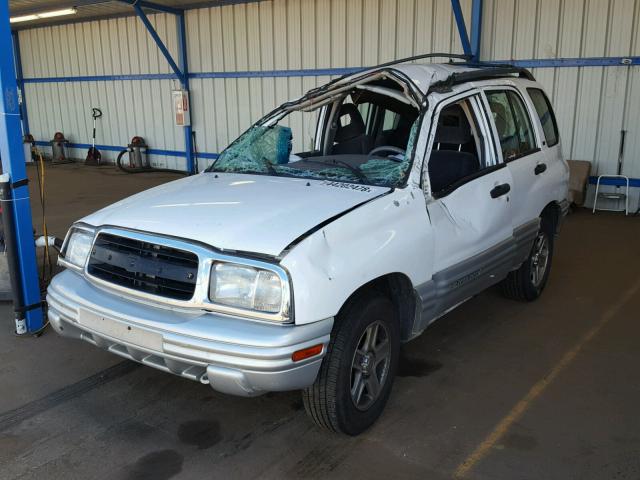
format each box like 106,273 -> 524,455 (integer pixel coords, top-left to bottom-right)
116,148 -> 189,175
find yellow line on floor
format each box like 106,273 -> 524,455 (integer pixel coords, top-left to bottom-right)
454,278 -> 640,479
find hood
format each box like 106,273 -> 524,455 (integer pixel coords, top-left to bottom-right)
81,173 -> 390,257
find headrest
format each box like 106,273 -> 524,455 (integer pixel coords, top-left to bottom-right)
334,103 -> 366,142
435,104 -> 472,145
489,102 -> 509,139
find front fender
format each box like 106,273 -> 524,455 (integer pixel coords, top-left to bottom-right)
281,186 -> 434,325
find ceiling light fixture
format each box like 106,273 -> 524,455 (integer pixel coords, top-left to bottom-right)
10,8 -> 77,23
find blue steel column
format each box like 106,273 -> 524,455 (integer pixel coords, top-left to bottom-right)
12,31 -> 30,135
177,12 -> 195,174
130,2 -> 194,174
470,0 -> 483,62
132,3 -> 183,78
0,2 -> 44,332
450,0 -> 472,57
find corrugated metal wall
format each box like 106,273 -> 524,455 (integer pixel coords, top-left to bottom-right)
20,14 -> 185,168
186,0 -> 470,161
17,0 -> 640,192
482,0 -> 640,186
19,0 -> 470,169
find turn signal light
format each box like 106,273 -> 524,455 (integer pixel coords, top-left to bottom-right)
292,344 -> 323,362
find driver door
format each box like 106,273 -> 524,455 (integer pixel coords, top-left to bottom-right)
420,92 -> 515,326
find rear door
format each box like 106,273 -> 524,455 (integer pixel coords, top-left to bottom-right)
482,87 -> 546,230
526,87 -> 568,205
419,91 -> 514,328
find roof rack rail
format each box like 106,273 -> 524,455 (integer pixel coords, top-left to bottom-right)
429,65 -> 536,92
299,53 -> 472,100
374,52 -> 473,69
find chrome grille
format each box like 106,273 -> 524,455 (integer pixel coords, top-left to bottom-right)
87,233 -> 199,301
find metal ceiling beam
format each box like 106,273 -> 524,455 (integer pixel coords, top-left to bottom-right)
119,0 -> 183,15
9,1 -> 264,31
10,0 -> 111,16
10,0 -> 190,17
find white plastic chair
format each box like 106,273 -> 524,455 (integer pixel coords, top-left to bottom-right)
592,175 -> 630,215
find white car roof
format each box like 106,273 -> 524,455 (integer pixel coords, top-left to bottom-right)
277,62 -> 535,116
334,62 -> 531,96
389,63 -> 480,94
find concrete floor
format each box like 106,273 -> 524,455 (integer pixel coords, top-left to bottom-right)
1,164 -> 640,479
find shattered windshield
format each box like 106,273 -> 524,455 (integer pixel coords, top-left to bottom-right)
209,81 -> 420,188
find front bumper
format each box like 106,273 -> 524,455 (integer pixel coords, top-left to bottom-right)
47,270 -> 333,396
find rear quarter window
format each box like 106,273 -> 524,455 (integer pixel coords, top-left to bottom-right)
486,90 -> 537,161
527,88 -> 559,147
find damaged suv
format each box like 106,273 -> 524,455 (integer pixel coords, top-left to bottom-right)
48,56 -> 569,435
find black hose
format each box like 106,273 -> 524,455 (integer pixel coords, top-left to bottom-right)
192,130 -> 199,174
115,149 -> 188,175
0,180 -> 26,322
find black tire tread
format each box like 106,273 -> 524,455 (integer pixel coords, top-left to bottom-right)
302,291 -> 389,434
499,214 -> 554,301
499,262 -> 530,300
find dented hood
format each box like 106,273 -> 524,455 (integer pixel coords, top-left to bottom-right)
81,173 -> 390,257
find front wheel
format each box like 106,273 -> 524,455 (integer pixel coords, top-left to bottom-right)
500,216 -> 554,301
302,293 -> 400,435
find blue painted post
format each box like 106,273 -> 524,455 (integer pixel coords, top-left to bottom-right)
130,3 -> 194,174
450,0 -> 472,57
470,0 -> 483,62
0,1 -> 44,332
177,12 -> 195,174
132,4 -> 183,79
11,31 -> 30,136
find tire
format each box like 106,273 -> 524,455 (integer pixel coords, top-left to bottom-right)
302,292 -> 400,435
500,214 -> 555,301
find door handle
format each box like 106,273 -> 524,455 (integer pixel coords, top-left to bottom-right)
490,183 -> 511,198
534,163 -> 547,175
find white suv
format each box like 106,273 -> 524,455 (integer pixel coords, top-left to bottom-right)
48,57 -> 569,435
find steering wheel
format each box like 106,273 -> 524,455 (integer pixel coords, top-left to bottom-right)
368,146 -> 406,161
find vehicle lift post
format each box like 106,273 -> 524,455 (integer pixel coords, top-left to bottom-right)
0,1 -> 44,333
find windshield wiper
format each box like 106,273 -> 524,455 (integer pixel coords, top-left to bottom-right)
302,158 -> 368,183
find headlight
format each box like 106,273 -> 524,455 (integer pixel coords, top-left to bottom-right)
209,262 -> 288,319
61,226 -> 95,270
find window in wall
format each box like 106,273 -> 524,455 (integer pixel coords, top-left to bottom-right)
527,88 -> 559,147
486,90 -> 537,160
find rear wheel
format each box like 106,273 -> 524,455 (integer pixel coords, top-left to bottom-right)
302,293 -> 399,435
500,215 -> 554,301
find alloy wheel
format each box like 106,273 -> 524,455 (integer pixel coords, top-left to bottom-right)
530,231 -> 550,288
350,320 -> 391,411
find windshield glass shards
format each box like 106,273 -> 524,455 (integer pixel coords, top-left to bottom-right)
209,77 -> 420,188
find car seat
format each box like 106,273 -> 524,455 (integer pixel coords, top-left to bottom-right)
331,103 -> 373,155
429,105 -> 480,195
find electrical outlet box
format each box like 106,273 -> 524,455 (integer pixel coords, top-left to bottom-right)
172,89 -> 191,127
